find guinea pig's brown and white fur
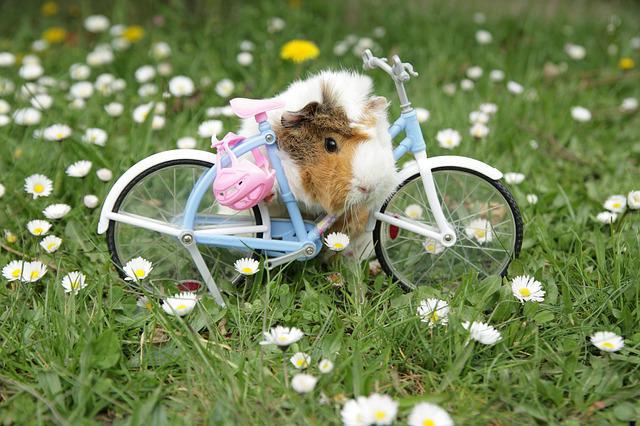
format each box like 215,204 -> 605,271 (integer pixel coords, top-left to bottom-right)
238,70 -> 399,252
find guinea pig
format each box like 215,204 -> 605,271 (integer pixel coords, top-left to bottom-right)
237,70 -> 399,239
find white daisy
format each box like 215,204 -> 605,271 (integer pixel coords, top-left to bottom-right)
466,66 -> 483,80
151,115 -> 165,130
43,124 -> 72,141
215,78 -> 235,98
504,172 -> 525,184
489,69 -> 505,82
465,218 -> 493,243
511,275 -> 545,303
40,235 -> 62,253
479,103 -> 498,115
237,51 -> 253,66
436,129 -> 461,149
596,211 -> 617,224
239,40 -> 255,51
620,97 -> 638,113
30,93 -> 53,110
198,119 -> 223,138
19,63 -> 43,80
169,75 -> 195,97
4,230 -> 17,244
318,359 -> 334,374
404,204 -> 423,219
21,261 -> 47,282
470,122 -> 489,139
24,174 -> 53,199
66,160 -> 92,178
0,52 -> 16,67
84,15 -> 110,32
43,203 -> 71,219
234,258 -> 259,275
341,397 -> 373,426
526,194 -> 539,204
291,373 -> 318,394
628,190 -> 640,209
69,63 -> 91,80
69,81 -> 94,99
603,195 -> 626,213
135,65 -> 156,83
123,257 -> 153,281
475,29 -> 492,45
13,107 -> 41,125
324,232 -> 350,251
408,402 -> 454,426
417,298 -> 449,326
267,17 -> 286,33
162,292 -> 198,316
151,41 -> 171,59
460,79 -> 474,91
0,115 -> 9,126
83,194 -> 99,209
442,83 -> 457,95
96,168 -> 113,182
132,103 -> 153,123
82,128 -> 107,146
590,331 -> 624,352
157,62 -> 172,76
2,260 -> 24,282
422,238 -> 445,255
290,352 -> 311,369
138,83 -> 158,98
462,321 -> 502,345
259,326 -> 304,347
367,393 -> 398,425
0,183 -> 4,198
415,107 -> 430,123
507,81 -> 524,94
571,106 -> 591,122
177,136 -> 197,149
104,102 -> 124,117
61,271 -> 87,294
564,43 -> 586,60
469,111 -> 489,124
27,219 -> 51,236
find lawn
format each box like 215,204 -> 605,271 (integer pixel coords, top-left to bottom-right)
1,0 -> 639,424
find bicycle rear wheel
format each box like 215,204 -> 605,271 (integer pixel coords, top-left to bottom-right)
374,167 -> 523,290
106,159 -> 263,296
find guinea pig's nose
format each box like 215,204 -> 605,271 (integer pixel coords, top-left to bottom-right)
357,185 -> 372,194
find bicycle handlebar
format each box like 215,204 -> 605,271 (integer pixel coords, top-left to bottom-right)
361,49 -> 419,83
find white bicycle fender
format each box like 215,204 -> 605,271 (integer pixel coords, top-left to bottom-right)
365,155 -> 503,232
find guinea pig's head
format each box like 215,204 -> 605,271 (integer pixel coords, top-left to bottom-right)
274,86 -> 398,215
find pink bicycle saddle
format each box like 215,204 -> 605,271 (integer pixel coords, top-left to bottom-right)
212,132 -> 275,210
229,98 -> 285,120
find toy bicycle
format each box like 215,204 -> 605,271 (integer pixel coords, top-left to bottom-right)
98,50 -> 523,307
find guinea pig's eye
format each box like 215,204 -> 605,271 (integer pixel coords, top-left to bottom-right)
324,137 -> 338,153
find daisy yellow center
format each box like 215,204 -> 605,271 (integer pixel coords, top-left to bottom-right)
426,244 -> 435,252
56,132 -> 64,139
11,269 -> 21,278
374,411 -> 386,421
47,242 -> 57,250
474,229 -> 486,238
34,184 -> 44,193
519,288 -> 531,297
423,419 -> 435,426
296,359 -> 305,367
277,335 -> 288,343
612,202 -> 621,208
145,301 -> 152,310
431,311 -> 439,323
34,228 -> 43,235
176,304 -> 187,310
71,281 -> 80,289
31,271 -> 40,279
134,268 -> 146,278
241,267 -> 253,273
602,342 -> 614,349
333,243 -> 344,249
7,234 -> 17,243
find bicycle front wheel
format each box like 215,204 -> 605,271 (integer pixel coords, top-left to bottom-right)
373,167 -> 523,290
106,159 -> 263,296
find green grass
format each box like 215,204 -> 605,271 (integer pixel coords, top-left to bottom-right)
1,0 -> 640,424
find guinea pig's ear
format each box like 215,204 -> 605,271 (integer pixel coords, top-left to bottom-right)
281,102 -> 319,128
365,96 -> 389,114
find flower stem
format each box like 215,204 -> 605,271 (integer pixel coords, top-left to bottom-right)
282,351 -> 289,388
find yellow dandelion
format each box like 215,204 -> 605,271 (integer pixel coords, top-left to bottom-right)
618,57 -> 635,71
280,39 -> 320,63
42,27 -> 67,44
41,1 -> 59,16
122,26 -> 145,42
